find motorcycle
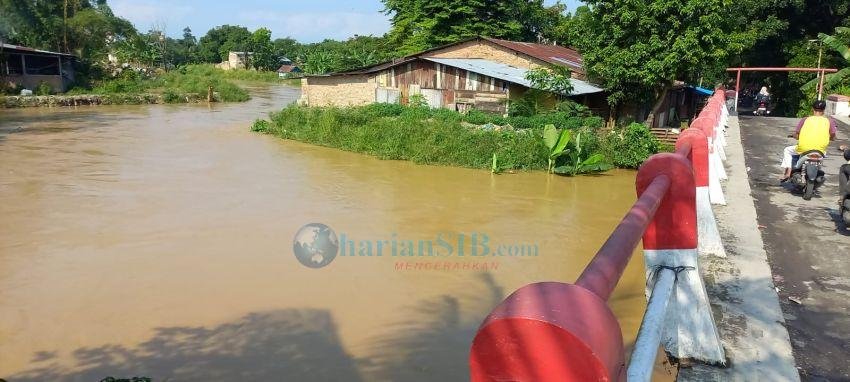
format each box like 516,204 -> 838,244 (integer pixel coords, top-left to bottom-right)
753,97 -> 771,116
790,150 -> 826,200
839,148 -> 850,225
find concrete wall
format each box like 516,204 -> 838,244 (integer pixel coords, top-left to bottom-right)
423,40 -> 586,80
302,75 -> 377,107
826,94 -> 849,117
4,74 -> 64,93
423,40 -> 541,70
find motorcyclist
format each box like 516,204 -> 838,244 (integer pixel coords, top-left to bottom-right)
753,86 -> 771,113
840,145 -> 850,204
779,100 -> 837,182
755,86 -> 771,104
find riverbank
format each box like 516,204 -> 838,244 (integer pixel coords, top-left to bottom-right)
1,65 -> 300,108
678,114 -> 798,381
1,93 -> 206,108
252,103 -> 660,172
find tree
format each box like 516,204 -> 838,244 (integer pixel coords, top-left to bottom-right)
382,0 -> 566,55
526,66 -> 573,95
0,0 -> 134,57
181,27 -> 196,48
302,49 -> 342,74
196,25 -> 251,63
67,7 -> 134,60
273,37 -> 299,61
249,27 -> 276,70
572,0 -> 754,111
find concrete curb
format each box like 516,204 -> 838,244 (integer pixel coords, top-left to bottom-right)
677,115 -> 799,381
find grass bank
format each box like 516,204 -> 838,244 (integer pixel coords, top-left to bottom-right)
24,64 -> 299,106
65,64 -> 250,102
252,103 -> 660,172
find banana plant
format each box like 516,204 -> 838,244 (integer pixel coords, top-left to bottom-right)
491,153 -> 514,174
543,124 -> 572,173
552,131 -> 612,176
802,27 -> 850,94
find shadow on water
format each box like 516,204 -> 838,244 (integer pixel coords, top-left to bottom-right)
358,273 -> 504,381
9,309 -> 364,382
8,273 -> 508,382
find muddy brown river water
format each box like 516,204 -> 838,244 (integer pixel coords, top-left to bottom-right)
0,86 -> 671,381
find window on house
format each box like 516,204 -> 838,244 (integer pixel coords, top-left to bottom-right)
466,72 -> 478,91
24,55 -> 60,75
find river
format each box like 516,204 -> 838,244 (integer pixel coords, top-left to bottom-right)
0,85 -> 671,381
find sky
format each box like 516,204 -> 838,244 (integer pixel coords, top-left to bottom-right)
109,0 -> 584,43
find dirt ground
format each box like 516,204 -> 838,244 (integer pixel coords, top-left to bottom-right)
738,113 -> 850,381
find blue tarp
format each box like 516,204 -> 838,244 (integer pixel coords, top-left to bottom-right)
688,86 -> 714,96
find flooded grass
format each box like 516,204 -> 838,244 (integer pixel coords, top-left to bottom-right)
252,104 -> 614,170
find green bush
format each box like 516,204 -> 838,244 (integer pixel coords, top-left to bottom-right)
251,119 -> 272,132
253,103 -> 625,173
362,102 -> 406,118
261,104 -> 550,170
65,64 -> 250,103
162,89 -> 183,103
159,65 -> 249,102
92,69 -> 149,94
35,81 -> 52,96
603,123 -> 660,168
463,109 -> 493,125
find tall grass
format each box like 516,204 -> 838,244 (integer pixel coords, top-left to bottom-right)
252,104 -> 603,170
159,65 -> 249,102
254,103 -> 661,172
65,64 -> 292,102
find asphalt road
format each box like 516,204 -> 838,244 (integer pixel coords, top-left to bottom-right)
738,114 -> 850,381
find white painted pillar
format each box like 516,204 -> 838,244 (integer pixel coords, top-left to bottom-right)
697,187 -> 726,256
709,149 -> 727,205
644,249 -> 726,364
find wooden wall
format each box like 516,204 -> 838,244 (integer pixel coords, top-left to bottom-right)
372,60 -> 510,112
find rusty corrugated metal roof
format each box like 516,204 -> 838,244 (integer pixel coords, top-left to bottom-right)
1,43 -> 75,57
481,38 -> 584,73
325,37 -> 586,77
424,57 -> 602,95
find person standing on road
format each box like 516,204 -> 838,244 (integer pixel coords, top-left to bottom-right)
779,100 -> 837,182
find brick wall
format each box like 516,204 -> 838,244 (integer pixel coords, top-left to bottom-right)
422,40 -> 586,80
302,75 -> 376,107
423,40 -> 541,70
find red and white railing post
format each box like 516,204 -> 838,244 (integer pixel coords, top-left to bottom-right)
677,128 -> 726,257
635,154 -> 725,372
692,116 -> 727,205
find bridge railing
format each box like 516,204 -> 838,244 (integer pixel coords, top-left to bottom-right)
469,90 -> 731,382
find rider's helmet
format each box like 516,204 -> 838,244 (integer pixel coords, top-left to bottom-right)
844,148 -> 850,161
813,100 -> 827,111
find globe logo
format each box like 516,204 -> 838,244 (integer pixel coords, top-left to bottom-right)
292,223 -> 339,268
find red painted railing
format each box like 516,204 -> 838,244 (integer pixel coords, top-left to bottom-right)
469,90 -> 730,381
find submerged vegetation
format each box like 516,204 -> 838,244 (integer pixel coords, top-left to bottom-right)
252,103 -> 659,174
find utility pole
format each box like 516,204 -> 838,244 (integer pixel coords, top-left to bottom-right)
809,39 -> 825,100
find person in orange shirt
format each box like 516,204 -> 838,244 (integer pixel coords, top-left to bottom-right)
780,100 -> 837,182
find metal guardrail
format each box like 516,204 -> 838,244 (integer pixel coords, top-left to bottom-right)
469,90 -> 732,382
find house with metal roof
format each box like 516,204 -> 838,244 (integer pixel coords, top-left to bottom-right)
1,43 -> 76,93
299,37 -> 605,115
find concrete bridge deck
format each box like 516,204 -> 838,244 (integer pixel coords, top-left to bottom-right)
681,113 -> 849,381
737,114 -> 850,381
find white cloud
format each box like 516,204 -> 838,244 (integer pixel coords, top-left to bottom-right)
237,10 -> 391,42
109,0 -> 194,33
